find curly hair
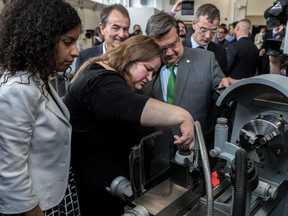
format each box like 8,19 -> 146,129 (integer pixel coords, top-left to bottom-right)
72,35 -> 165,88
0,0 -> 81,85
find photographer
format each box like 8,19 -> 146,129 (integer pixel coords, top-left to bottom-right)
264,0 -> 288,76
264,5 -> 288,216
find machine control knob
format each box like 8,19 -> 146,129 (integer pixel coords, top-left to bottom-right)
106,176 -> 133,201
209,148 -> 219,157
217,117 -> 228,124
268,186 -> 278,199
254,180 -> 278,199
122,205 -> 149,216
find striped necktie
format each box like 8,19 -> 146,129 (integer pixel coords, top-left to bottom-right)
167,66 -> 176,104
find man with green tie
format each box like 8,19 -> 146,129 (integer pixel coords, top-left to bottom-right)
143,11 -> 236,169
167,65 -> 176,104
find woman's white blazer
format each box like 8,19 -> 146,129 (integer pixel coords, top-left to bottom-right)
0,72 -> 72,213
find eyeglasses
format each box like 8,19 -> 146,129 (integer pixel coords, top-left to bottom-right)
160,37 -> 180,52
196,22 -> 218,34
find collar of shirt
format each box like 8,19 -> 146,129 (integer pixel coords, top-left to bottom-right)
236,35 -> 248,40
273,27 -> 284,35
96,36 -> 104,42
191,34 -> 208,49
102,42 -> 107,54
160,64 -> 178,76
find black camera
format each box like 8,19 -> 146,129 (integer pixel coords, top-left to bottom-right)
85,29 -> 95,39
264,1 -> 288,56
265,38 -> 283,56
264,0 -> 288,30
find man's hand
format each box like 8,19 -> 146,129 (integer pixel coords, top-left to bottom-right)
269,55 -> 281,74
171,0 -> 185,14
218,77 -> 238,90
259,48 -> 265,56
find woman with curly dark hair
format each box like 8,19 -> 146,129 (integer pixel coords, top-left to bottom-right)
0,0 -> 81,215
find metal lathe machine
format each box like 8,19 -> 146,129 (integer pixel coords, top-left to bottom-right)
107,74 -> 288,216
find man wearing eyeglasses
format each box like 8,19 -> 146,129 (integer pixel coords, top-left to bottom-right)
182,3 -> 228,76
144,11 -> 237,170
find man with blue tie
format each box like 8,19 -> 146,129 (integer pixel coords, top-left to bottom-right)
170,2 -> 228,75
182,3 -> 228,76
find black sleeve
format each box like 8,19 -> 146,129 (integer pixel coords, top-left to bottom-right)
80,70 -> 150,124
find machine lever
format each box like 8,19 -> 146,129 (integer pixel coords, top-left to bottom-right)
184,157 -> 200,180
184,157 -> 194,173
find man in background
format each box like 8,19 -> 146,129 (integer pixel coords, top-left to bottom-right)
254,26 -> 266,49
130,24 -> 142,36
254,26 -> 266,75
93,26 -> 104,46
260,23 -> 286,74
227,22 -> 236,42
177,19 -> 187,41
226,19 -> 260,79
215,25 -> 230,49
74,4 -> 130,72
182,3 -> 228,76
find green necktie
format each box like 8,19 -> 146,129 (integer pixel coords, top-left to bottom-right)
167,66 -> 176,104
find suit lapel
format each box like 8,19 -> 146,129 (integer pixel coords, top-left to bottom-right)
173,48 -> 191,105
46,77 -> 70,123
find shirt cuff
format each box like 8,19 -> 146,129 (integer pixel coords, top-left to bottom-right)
169,10 -> 176,16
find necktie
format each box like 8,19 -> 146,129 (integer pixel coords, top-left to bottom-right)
167,66 -> 176,104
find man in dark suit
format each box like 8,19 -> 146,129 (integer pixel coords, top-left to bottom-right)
226,19 -> 260,79
74,4 -> 130,72
144,12 -> 237,168
215,26 -> 231,49
129,24 -> 142,37
182,3 -> 228,76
